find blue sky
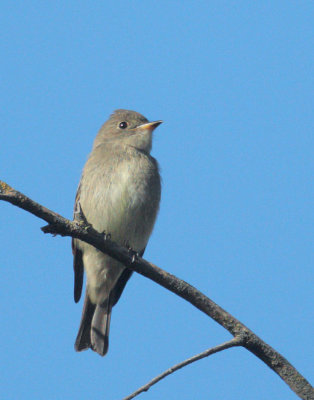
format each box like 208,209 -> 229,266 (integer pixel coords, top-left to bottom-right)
0,1 -> 313,399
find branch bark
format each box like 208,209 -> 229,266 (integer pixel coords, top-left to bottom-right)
122,336 -> 243,400
0,180 -> 313,400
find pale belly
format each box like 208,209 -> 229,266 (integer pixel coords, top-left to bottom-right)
77,154 -> 160,304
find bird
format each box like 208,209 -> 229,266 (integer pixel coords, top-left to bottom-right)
72,109 -> 162,356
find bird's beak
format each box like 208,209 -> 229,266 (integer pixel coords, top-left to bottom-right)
137,120 -> 163,131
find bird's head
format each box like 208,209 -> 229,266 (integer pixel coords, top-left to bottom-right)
94,109 -> 162,153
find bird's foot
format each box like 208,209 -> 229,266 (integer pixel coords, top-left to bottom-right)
74,202 -> 92,229
126,243 -> 139,264
103,231 -> 111,241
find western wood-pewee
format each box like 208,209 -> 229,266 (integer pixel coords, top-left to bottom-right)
72,109 -> 162,356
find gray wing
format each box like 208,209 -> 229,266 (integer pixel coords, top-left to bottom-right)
110,248 -> 145,307
72,179 -> 145,305
72,183 -> 84,303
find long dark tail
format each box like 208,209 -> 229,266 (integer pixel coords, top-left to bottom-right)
74,294 -> 112,356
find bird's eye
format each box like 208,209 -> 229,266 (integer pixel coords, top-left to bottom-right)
119,121 -> 128,129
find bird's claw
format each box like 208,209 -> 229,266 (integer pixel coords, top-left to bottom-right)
126,245 -> 139,264
103,231 -> 111,241
74,202 -> 92,229
131,253 -> 139,264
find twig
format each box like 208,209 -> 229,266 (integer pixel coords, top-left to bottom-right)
122,336 -> 243,400
0,180 -> 313,400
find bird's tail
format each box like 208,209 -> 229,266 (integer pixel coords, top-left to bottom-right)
74,294 -> 112,356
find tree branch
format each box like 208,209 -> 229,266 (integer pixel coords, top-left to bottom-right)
0,180 -> 313,400
122,336 -> 243,400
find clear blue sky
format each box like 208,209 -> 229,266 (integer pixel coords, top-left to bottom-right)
1,2 -> 313,399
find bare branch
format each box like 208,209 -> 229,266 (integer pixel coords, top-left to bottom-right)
0,180 -> 313,400
122,336 -> 243,400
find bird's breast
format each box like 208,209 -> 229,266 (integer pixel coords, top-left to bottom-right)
80,149 -> 161,250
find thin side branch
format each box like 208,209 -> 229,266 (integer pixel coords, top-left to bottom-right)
0,181 -> 313,400
122,336 -> 243,400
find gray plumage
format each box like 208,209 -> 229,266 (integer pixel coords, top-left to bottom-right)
72,109 -> 162,356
